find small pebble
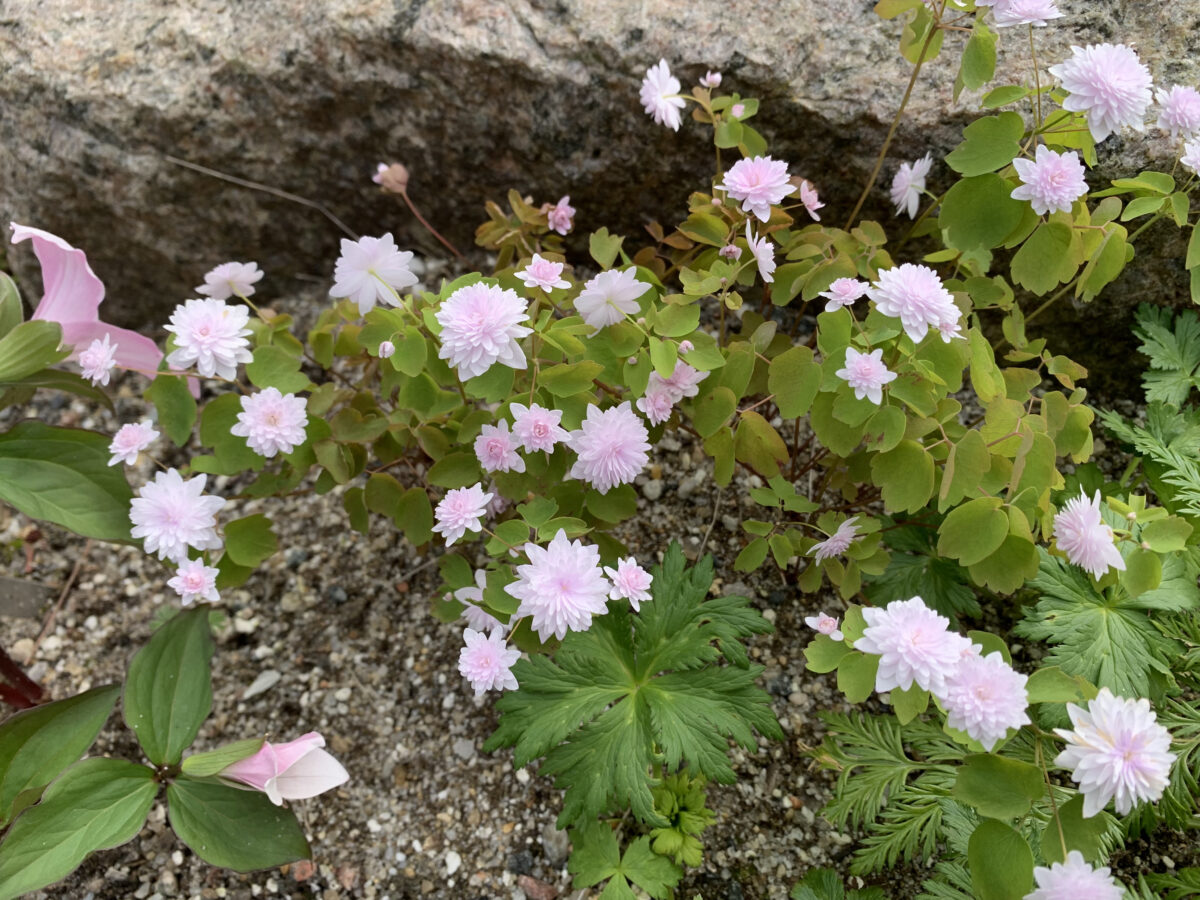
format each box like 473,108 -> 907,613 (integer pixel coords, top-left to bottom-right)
242,669 -> 281,700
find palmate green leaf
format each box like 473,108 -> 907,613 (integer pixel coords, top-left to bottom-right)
1132,304 -> 1200,406
866,523 -> 980,619
568,822 -> 681,899
1015,550 -> 1176,698
1098,404 -> 1200,517
484,544 -> 779,828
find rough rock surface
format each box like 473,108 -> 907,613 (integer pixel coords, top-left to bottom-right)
1,0 -> 1198,369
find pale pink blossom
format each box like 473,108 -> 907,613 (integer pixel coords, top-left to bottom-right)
168,559 -> 220,606
436,282 -> 532,379
636,385 -> 674,425
456,570 -> 504,633
656,361 -> 708,402
942,651 -> 1030,751
329,233 -> 419,316
804,612 -> 844,642
640,59 -> 686,131
992,0 -> 1063,28
510,402 -> 568,454
566,401 -> 650,494
835,347 -> 897,406
130,469 -> 225,562
677,340 -> 694,354
699,71 -> 722,88
854,597 -> 973,695
1025,851 -> 1125,900
196,261 -> 263,300
574,269 -> 651,332
798,180 -> 824,222
515,254 -> 570,293
78,333 -> 118,386
730,102 -> 746,118
546,196 -> 575,235
219,732 -> 349,806
1049,44 -> 1153,143
1053,490 -> 1126,579
935,318 -> 965,343
719,244 -> 743,260
718,156 -> 795,223
808,517 -> 861,562
890,154 -> 933,218
164,298 -> 253,380
505,530 -> 612,640
1011,146 -> 1088,216
433,484 -> 493,546
745,222 -> 776,284
818,278 -> 870,313
10,223 -> 164,377
377,340 -> 395,359
604,557 -> 653,611
458,628 -> 521,695
1183,138 -> 1200,174
867,263 -> 961,343
108,421 -> 159,466
474,421 -> 526,474
1055,688 -> 1176,817
371,162 -> 389,184
230,388 -> 308,458
1155,85 -> 1200,140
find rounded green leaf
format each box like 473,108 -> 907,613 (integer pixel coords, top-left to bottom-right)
836,651 -> 879,704
870,440 -> 934,513
954,755 -> 1043,820
734,412 -> 788,478
769,346 -> 822,419
968,820 -> 1033,900
940,174 -> 1026,250
938,497 -> 1008,566
1011,223 -> 1078,296
223,514 -> 278,567
692,386 -> 737,437
144,373 -> 197,446
945,114 -> 1023,177
1039,794 -> 1110,864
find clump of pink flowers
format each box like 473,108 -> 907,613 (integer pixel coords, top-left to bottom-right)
230,388 -> 309,458
510,403 -> 568,454
718,155 -> 795,223
475,421 -> 526,474
567,401 -> 651,493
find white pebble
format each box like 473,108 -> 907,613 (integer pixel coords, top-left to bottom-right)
445,850 -> 461,876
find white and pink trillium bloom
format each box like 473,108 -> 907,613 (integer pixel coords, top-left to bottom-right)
835,347 -> 896,406
718,155 -> 795,223
890,153 -> 933,218
992,0 -> 1063,28
329,233 -> 419,316
567,401 -> 651,494
854,596 -> 973,695
377,340 -> 395,359
436,282 -> 532,379
230,388 -> 308,458
1183,138 -> 1200,174
574,269 -> 652,333
219,732 -> 349,807
196,261 -> 263,300
699,70 -> 722,88
510,402 -> 568,454
506,530 -> 612,641
941,651 -> 1030,751
458,628 -> 521,696
78,333 -> 118,386
1053,490 -> 1126,579
515,254 -> 570,293
433,484 -> 493,546
456,569 -> 504,633
867,263 -> 961,343
1155,85 -> 1200,140
1054,688 -> 1176,817
167,559 -> 220,606
818,278 -> 871,313
604,557 -> 653,611
1025,851 -> 1125,900
745,222 -> 776,284
808,517 -> 861,562
798,180 -> 824,221
636,385 -> 675,426
546,195 -> 575,235
108,421 -> 159,466
164,298 -> 253,380
640,59 -> 686,131
475,421 -> 526,474
130,469 -> 225,562
1011,146 -> 1088,216
1049,44 -> 1153,143
804,612 -> 844,642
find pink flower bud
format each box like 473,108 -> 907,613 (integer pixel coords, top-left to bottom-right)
378,340 -> 396,359
731,103 -> 746,118
719,244 -> 742,260
219,732 -> 349,806
678,340 -> 694,354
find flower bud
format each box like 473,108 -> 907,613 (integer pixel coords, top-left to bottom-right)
378,340 -> 396,359
373,162 -> 410,194
678,340 -> 694,353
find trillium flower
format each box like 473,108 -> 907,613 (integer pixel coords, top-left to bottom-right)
9,223 -> 164,378
219,732 -> 349,806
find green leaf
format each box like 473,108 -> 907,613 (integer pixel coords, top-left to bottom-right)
937,498 -> 1008,567
391,327 -> 429,377
199,392 -> 264,473
427,451 -> 482,489
735,537 -> 770,572
0,321 -> 69,382
0,685 -> 121,827
539,361 -> 605,398
123,606 -> 214,766
180,739 -> 265,778
734,411 -> 788,478
939,429 -> 992,509
981,85 -> 1030,108
0,421 -> 134,541
0,273 -> 23,337
0,758 -> 157,900
1011,223 -> 1077,296
945,114 -> 1023,177
870,440 -> 934,513
968,820 -> 1033,900
586,484 -> 638,524
769,346 -> 822,418
804,634 -> 852,674
0,369 -> 114,412
1187,225 -> 1200,270
677,213 -> 729,246
590,228 -> 626,268
692,386 -> 737,437
836,652 -> 879,704
941,174 -> 1027,252
954,755 -> 1043,820
246,344 -> 313,394
568,822 -> 681,899
1142,517 -> 1193,553
958,22 -> 997,92
167,776 -> 311,872
1122,547 -> 1162,598
874,0 -> 922,17
1120,195 -> 1165,221
223,514 -> 278,567
890,685 -> 928,725
655,302 -> 701,338
1025,666 -> 1097,705
145,373 -> 197,446
1039,795 -> 1110,864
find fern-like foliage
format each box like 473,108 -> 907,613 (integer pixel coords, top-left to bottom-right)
483,543 -> 781,828
917,860 -> 976,900
1098,403 -> 1200,517
848,773 -> 952,876
864,518 -> 979,618
1133,304 -> 1200,406
1143,867 -> 1200,900
1121,694 -> 1200,834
